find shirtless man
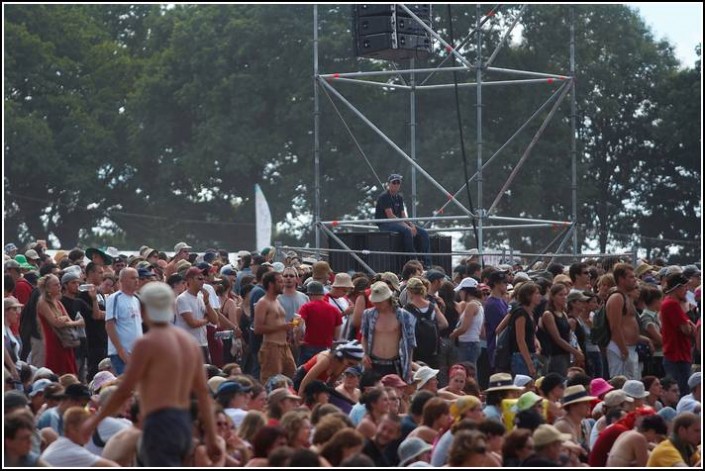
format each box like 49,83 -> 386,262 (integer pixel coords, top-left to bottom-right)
81,281 -> 221,466
361,281 -> 416,382
606,263 -> 645,379
253,271 -> 296,384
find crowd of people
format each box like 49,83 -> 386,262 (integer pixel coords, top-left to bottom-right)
3,239 -> 702,467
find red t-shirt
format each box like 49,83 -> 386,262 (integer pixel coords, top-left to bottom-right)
588,423 -> 629,467
299,299 -> 342,348
660,297 -> 692,363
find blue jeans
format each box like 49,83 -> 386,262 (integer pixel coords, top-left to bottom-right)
109,354 -> 126,375
587,351 -> 604,379
511,352 -> 538,376
458,341 -> 481,367
378,222 -> 431,267
663,359 -> 691,397
298,345 -> 326,367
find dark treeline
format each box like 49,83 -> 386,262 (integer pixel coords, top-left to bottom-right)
4,5 -> 701,262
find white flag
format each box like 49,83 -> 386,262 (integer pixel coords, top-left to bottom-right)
255,184 -> 272,250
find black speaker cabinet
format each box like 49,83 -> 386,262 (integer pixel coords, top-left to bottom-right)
353,4 -> 432,61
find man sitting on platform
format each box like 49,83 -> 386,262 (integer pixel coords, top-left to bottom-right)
375,173 -> 431,268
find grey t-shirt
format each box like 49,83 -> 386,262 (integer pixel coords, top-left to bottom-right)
278,291 -> 309,322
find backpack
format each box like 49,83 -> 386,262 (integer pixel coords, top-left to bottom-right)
590,292 -> 627,348
19,288 -> 40,361
494,306 -> 521,373
405,300 -> 440,361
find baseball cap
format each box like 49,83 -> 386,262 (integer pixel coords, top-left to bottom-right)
488,271 -> 509,285
454,277 -> 479,292
139,281 -> 175,323
424,270 -> 445,282
220,264 -> 237,276
174,242 -> 192,253
387,173 -> 403,183
4,297 -> 23,310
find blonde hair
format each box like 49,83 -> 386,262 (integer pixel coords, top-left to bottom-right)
238,410 -> 267,443
406,277 -> 428,297
63,406 -> 90,432
37,274 -> 60,298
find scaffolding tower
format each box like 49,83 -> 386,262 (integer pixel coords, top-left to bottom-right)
312,4 -> 581,273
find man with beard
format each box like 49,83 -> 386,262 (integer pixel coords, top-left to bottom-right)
254,271 -> 296,384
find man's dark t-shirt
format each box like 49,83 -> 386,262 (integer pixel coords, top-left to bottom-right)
78,292 -> 108,349
375,191 -> 405,221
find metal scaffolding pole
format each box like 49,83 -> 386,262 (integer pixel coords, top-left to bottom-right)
410,58 -> 417,219
313,5 -> 321,255
570,6 -> 579,256
320,66 -> 472,80
486,66 -> 570,80
488,81 -> 572,213
416,78 -> 558,90
476,4 -> 485,260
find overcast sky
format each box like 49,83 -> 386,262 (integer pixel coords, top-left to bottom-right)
629,2 -> 702,67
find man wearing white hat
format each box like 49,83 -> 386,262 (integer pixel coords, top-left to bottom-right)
326,273 -> 355,341
81,281 -> 221,466
413,366 -> 440,394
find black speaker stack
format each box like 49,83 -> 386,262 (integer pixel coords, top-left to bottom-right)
327,231 -> 451,275
353,4 -> 433,61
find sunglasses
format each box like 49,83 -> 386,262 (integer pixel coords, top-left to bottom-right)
390,180 -> 401,185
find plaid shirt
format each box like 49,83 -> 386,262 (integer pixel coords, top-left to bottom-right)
361,306 -> 417,382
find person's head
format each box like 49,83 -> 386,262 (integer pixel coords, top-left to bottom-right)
280,410 -> 313,449
672,412 -> 701,447
502,428 -> 534,463
479,419 -> 506,453
4,410 -> 35,458
568,262 -> 589,284
62,406 -> 91,445
547,283 -> 568,312
638,414 -> 667,444
659,377 -> 680,406
487,270 -> 510,294
421,397 -> 451,430
413,366 -> 439,393
303,380 -> 330,407
140,281 -> 176,324
361,387 -> 390,416
319,428 -> 365,466
639,285 -> 663,311
409,390 -> 435,419
267,388 -> 302,420
515,281 -> 541,307
262,270 -> 282,294
374,413 -> 401,446
641,376 -> 662,400
405,277 -> 427,298
386,173 -> 403,194
281,266 -> 299,289
613,263 -> 636,291
539,373 -> 566,400
450,395 -> 483,424
448,429 -> 491,467
37,274 -> 61,299
252,426 -> 288,458
597,273 -> 616,297
4,297 -> 23,328
532,424 -> 572,462
237,410 -> 266,443
561,385 -> 596,419
448,364 -> 467,392
687,372 -> 701,401
119,267 -> 139,294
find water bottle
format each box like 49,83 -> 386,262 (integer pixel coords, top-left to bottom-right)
214,330 -> 234,340
78,284 -> 95,292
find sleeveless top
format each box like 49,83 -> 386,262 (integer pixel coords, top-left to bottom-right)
458,301 -> 483,342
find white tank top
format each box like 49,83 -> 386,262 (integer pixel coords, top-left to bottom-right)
458,301 -> 484,342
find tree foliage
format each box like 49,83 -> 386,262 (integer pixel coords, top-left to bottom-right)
4,5 -> 700,261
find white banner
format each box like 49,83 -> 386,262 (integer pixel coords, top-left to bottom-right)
255,184 -> 272,251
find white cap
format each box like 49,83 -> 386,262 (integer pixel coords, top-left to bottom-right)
454,277 -> 479,292
139,281 -> 175,323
